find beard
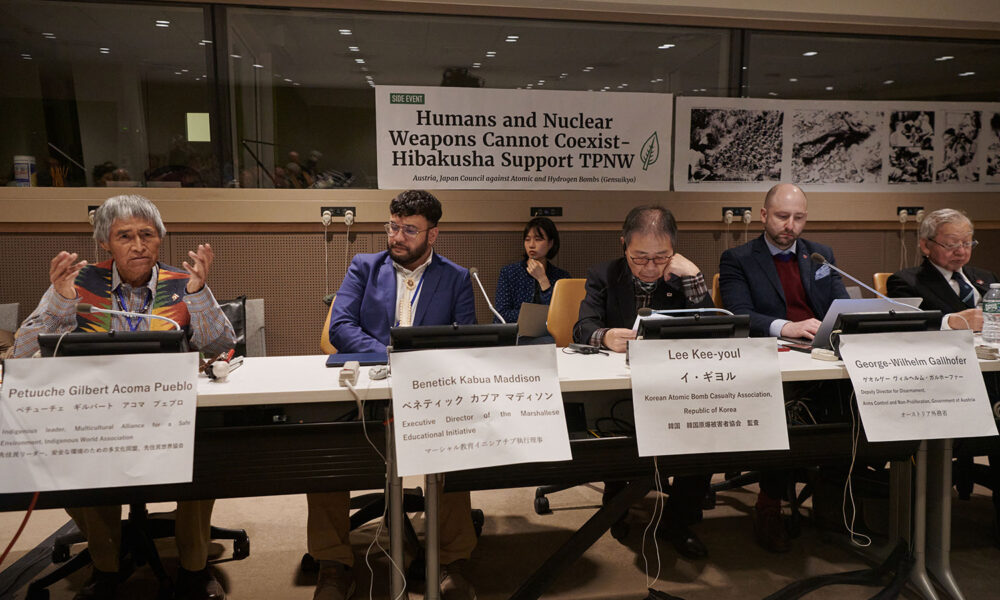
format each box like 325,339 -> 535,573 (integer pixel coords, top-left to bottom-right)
388,238 -> 429,268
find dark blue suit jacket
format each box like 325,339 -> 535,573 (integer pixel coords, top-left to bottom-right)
329,251 -> 477,353
719,235 -> 848,337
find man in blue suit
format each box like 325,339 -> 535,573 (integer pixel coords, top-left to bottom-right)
311,191 -> 478,600
719,183 -> 848,553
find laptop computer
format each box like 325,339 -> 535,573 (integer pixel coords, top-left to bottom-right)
516,302 -> 550,338
780,297 -> 924,351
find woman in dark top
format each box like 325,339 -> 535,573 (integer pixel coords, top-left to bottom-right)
494,217 -> 571,337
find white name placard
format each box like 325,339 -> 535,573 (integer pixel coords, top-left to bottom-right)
389,345 -> 570,477
629,338 -> 789,456
376,85 -> 671,190
0,353 -> 199,493
839,330 -> 997,441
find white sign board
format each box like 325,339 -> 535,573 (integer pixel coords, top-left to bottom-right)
0,353 -> 199,492
629,338 -> 789,456
389,345 -> 571,477
839,331 -> 997,441
377,86 -> 672,190
675,97 -> 1000,192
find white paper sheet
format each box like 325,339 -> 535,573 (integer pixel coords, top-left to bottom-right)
1,353 -> 199,492
629,338 -> 789,456
389,345 -> 570,477
840,330 -> 997,441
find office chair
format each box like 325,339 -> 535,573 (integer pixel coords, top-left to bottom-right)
545,278 -> 587,347
873,273 -> 891,297
711,273 -> 724,309
27,297 -> 258,599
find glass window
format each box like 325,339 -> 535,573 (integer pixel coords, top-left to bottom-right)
745,31 -> 1000,101
0,1 -> 217,187
227,8 -> 731,188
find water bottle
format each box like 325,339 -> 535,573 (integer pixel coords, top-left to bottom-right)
981,283 -> 1000,345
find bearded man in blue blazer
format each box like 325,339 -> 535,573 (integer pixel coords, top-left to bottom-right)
311,190 -> 478,600
719,183 -> 848,553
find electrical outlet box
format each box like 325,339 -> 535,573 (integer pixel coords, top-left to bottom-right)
723,207 -> 752,220
897,206 -> 923,217
320,206 -> 356,218
531,207 -> 563,217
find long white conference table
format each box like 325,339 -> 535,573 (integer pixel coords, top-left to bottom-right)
4,348 -> 996,599
195,348 -> 998,600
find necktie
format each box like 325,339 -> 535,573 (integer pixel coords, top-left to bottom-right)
953,272 -> 975,308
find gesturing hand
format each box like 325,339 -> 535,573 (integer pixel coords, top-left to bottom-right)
50,251 -> 87,299
183,243 -> 215,293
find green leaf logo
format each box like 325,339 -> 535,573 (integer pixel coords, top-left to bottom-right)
640,131 -> 659,171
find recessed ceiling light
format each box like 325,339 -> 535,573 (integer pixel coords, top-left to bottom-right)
582,66 -> 594,72
284,78 -> 292,82
181,69 -> 189,73
201,40 -> 212,44
935,55 -> 954,62
883,79 -> 894,84
486,51 -> 497,57
802,51 -> 818,57
355,58 -> 365,64
99,47 -> 110,54
174,71 -> 182,75
155,20 -> 170,28
602,86 -> 610,91
658,44 -> 675,50
349,46 -> 359,52
360,66 -> 368,72
825,86 -> 834,90
230,54 -> 242,59
620,83 -> 628,87
339,29 -> 352,35
505,35 -> 519,42
252,63 -> 263,68
742,66 -> 747,70
959,71 -> 975,77
293,82 -> 301,86
768,91 -> 778,96
472,62 -> 481,68
788,78 -> 798,82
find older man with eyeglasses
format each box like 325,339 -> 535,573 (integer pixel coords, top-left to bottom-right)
308,190 -> 478,600
888,208 -> 997,331
573,204 -> 714,561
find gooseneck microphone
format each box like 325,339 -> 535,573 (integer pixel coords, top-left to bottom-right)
808,253 -> 914,310
467,267 -> 506,324
76,303 -> 182,330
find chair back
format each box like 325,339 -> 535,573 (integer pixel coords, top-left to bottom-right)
321,297 -> 337,355
873,273 -> 891,297
711,273 -> 724,309
546,278 -> 587,347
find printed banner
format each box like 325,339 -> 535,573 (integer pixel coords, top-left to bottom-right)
629,338 -> 789,456
1,353 -> 198,493
376,86 -> 671,190
389,345 -> 571,477
839,330 -> 997,441
675,97 -> 1000,192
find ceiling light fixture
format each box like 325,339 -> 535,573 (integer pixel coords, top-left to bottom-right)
230,54 -> 241,59
155,20 -> 170,28
825,86 -> 834,90
958,71 -> 975,77
99,47 -> 110,54
355,58 -> 365,64
505,35 -> 519,42
802,51 -> 817,57
883,79 -> 894,84
658,43 -> 675,50
339,29 -> 352,35
252,63 -> 263,68
788,78 -> 798,82
768,91 -> 778,96
935,55 -> 954,62
349,46 -> 359,52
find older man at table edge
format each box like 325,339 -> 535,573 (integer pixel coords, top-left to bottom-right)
12,194 -> 236,600
573,204 -> 714,560
309,190 -> 478,600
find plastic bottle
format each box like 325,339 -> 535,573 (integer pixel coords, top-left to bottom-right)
981,283 -> 1000,345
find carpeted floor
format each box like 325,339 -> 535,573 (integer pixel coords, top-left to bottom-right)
3,477 -> 999,599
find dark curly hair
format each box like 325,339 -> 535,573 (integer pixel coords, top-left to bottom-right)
390,190 -> 442,226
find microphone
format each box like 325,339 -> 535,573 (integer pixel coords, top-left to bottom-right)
468,268 -> 506,323
76,303 -> 181,330
808,253 -> 915,310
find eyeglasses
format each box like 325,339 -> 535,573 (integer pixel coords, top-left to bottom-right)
928,238 -> 978,252
626,252 -> 674,266
384,221 -> 432,238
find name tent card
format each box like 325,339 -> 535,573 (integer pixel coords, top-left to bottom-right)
390,345 -> 570,477
0,353 -> 198,493
629,338 -> 789,456
839,330 -> 997,442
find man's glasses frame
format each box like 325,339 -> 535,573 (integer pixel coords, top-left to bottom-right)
626,252 -> 674,266
384,221 -> 433,238
927,238 -> 978,252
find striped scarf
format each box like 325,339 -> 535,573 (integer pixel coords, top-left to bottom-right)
73,259 -> 191,332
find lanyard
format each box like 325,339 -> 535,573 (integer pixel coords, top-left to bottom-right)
114,286 -> 152,332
